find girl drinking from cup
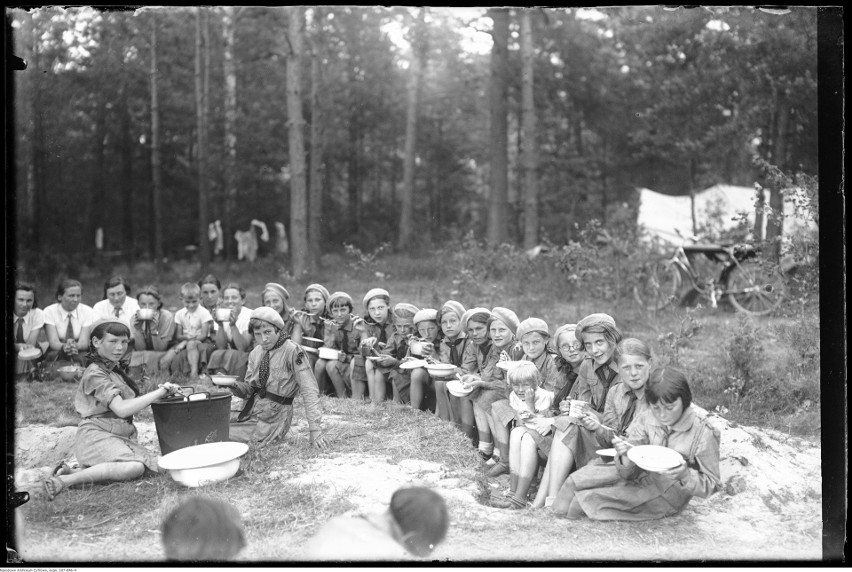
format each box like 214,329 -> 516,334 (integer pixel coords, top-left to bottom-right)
43,279 -> 96,369
373,303 -> 420,404
541,337 -> 652,509
42,318 -> 181,501
207,283 -> 254,379
530,313 -> 623,506
404,308 -> 441,412
460,307 -> 524,477
552,366 -> 721,520
127,285 -> 175,374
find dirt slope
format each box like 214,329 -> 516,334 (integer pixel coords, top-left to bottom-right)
13,408 -> 821,562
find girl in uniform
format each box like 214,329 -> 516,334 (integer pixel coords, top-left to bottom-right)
359,289 -> 395,402
432,301 -> 472,430
127,285 -> 175,374
42,318 -> 181,500
370,303 -> 420,404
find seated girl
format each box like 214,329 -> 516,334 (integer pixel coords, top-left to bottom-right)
552,366 -> 721,520
537,337 -> 652,509
206,283 -> 254,380
404,309 -> 441,412
370,303 -> 420,404
128,285 -> 176,374
515,318 -> 564,393
12,281 -> 45,379
458,308 -> 494,456
492,361 -> 555,509
359,288 -> 395,402
530,313 -> 623,505
549,324 -> 586,405
321,292 -> 362,398
433,301 -> 473,432
42,318 -> 181,501
460,307 -> 524,477
291,284 -> 331,392
43,279 -> 95,369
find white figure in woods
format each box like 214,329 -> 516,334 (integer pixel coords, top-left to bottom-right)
234,219 -> 269,262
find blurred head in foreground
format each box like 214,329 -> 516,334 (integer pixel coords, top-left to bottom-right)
162,496 -> 246,562
390,486 -> 450,557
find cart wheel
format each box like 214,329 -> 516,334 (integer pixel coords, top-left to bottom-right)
634,260 -> 681,311
726,259 -> 786,315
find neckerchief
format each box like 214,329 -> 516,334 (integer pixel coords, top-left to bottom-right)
88,350 -> 140,397
446,336 -> 466,366
592,359 -> 617,413
618,390 -> 639,435
257,332 -> 288,398
364,316 -> 390,344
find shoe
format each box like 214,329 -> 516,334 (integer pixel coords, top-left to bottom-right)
477,450 -> 493,461
487,462 -> 509,478
52,461 -> 72,477
43,476 -> 65,501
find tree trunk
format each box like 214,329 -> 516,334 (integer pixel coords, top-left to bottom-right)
347,122 -> 361,237
689,157 -> 698,236
486,8 -> 509,247
120,82 -> 134,255
520,9 -> 539,250
150,13 -> 164,262
90,98 -> 108,251
766,95 -> 789,261
286,7 -> 309,276
398,7 -> 427,250
195,7 -> 211,268
307,7 -> 325,269
30,11 -> 44,251
222,6 -> 238,261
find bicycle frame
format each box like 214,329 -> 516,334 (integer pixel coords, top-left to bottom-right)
665,243 -> 744,308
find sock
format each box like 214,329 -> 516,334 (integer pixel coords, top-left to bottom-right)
544,496 -> 555,508
478,441 -> 494,455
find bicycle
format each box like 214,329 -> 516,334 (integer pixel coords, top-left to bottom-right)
634,232 -> 787,316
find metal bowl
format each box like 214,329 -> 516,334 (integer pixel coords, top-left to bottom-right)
318,347 -> 340,360
426,363 -> 456,378
57,365 -> 82,382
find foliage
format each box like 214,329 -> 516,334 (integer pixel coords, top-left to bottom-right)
655,304 -> 702,366
723,313 -> 765,400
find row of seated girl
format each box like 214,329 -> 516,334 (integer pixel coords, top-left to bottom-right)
13,276 -> 721,522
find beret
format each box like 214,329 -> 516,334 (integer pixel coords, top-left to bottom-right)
516,317 -> 550,341
363,288 -> 390,310
304,283 -> 330,302
250,306 -> 286,330
263,282 -> 290,301
413,308 -> 438,325
489,307 -> 520,336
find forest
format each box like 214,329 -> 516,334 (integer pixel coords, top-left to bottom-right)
9,6 -> 819,275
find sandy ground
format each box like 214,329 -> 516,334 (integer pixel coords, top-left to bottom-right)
13,406 -> 822,562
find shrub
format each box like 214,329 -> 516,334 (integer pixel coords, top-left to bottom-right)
723,313 -> 765,399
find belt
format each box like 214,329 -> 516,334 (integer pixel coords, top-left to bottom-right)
263,391 -> 294,406
87,411 -> 133,423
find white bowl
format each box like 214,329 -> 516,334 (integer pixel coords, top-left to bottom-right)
399,359 -> 428,370
158,442 -> 249,487
318,347 -> 340,360
627,445 -> 684,472
18,347 -> 41,360
301,336 -> 324,349
496,360 -> 523,372
426,363 -> 457,378
211,374 -> 238,386
138,308 -> 155,320
215,308 -> 232,321
300,346 -> 318,355
57,365 -> 82,382
446,379 -> 473,397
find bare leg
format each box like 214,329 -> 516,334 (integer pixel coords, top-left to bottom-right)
532,461 -> 552,508
47,461 -> 145,499
552,475 -> 578,516
460,396 -> 477,443
514,432 -> 540,500
186,340 -> 201,377
325,360 -> 348,397
372,370 -> 388,403
545,429 -> 577,499
433,379 -> 455,422
410,368 -> 430,410
350,360 -> 366,400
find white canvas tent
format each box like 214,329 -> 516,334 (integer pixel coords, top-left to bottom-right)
637,184 -> 812,244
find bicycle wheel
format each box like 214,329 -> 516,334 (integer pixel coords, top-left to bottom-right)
726,259 -> 786,315
634,260 -> 681,311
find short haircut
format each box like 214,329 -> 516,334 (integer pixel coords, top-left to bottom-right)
329,298 -> 353,312
222,283 -> 247,301
389,487 -> 449,557
91,320 -> 131,341
15,281 -> 38,308
136,285 -> 164,310
55,278 -> 82,302
197,274 -> 222,291
578,323 -> 622,348
614,337 -> 652,364
366,294 -> 390,307
468,311 -> 491,325
102,275 -> 131,299
180,282 -> 201,298
507,361 -> 542,388
645,366 -> 692,410
161,497 -> 246,562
